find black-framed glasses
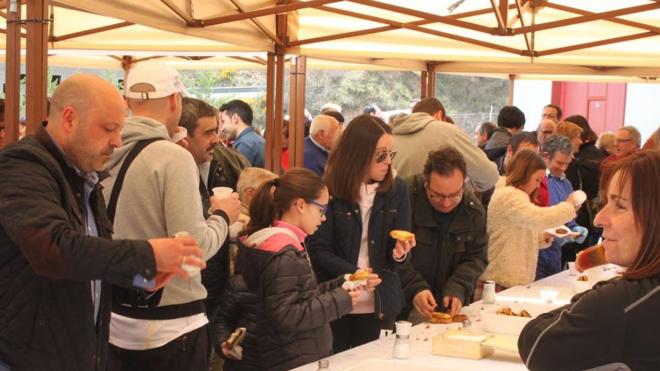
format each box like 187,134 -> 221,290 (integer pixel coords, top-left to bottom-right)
425,182 -> 465,202
307,199 -> 328,215
375,150 -> 397,163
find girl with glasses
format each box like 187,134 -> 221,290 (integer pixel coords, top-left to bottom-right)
307,114 -> 414,352
236,168 -> 361,371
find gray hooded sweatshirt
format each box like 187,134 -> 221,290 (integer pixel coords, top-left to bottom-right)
101,116 -> 228,306
391,112 -> 499,192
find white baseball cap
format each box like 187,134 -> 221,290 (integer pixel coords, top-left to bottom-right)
125,61 -> 186,100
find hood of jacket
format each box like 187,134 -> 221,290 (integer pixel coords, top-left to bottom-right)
390,112 -> 438,135
105,116 -> 172,170
238,227 -> 302,293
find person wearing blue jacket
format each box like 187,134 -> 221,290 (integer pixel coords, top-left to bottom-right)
536,135 -> 588,280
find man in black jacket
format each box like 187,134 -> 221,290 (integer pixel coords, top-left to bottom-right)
0,74 -> 204,371
400,147 -> 488,321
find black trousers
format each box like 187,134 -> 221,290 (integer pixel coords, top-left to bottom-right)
330,313 -> 383,353
107,324 -> 210,371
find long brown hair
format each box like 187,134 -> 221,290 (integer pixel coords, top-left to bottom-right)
505,149 -> 546,202
246,168 -> 325,233
600,150 -> 660,279
324,114 -> 393,203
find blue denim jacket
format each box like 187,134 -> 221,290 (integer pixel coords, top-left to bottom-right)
233,127 -> 265,168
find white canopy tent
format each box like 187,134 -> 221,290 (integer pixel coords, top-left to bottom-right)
3,0 -> 660,172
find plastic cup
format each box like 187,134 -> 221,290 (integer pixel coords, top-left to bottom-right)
212,186 -> 233,199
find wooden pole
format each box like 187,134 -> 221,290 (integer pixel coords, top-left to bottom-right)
264,6 -> 287,174
4,0 -> 21,145
288,56 -> 306,168
427,63 -> 437,98
507,74 -> 516,105
25,0 -> 48,135
264,52 -> 276,171
420,70 -> 428,99
272,49 -> 284,175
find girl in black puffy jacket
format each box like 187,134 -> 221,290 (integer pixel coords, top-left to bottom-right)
236,168 -> 368,371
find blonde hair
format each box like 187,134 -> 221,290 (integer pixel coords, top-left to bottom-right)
596,131 -> 616,150
555,121 -> 583,140
236,167 -> 277,205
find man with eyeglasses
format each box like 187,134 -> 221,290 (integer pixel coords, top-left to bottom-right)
602,126 -> 642,170
614,126 -> 641,158
400,147 -> 488,323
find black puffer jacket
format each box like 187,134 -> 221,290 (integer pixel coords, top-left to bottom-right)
238,227 -> 353,371
565,142 -> 605,246
0,126 -> 156,371
212,273 -> 258,371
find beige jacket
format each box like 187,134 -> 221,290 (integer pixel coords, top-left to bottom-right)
481,185 -> 576,288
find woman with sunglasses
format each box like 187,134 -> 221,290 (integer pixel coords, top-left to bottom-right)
307,115 -> 414,352
236,168 -> 361,371
519,150 -> 660,370
479,149 -> 579,292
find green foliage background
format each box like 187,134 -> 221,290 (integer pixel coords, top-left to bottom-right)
3,66 -> 508,137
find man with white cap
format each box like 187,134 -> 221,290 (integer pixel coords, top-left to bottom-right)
102,62 -> 240,371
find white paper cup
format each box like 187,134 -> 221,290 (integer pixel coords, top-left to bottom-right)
172,127 -> 187,143
572,190 -> 587,207
212,186 -> 233,199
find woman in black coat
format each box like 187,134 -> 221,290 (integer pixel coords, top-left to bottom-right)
564,115 -> 606,254
307,115 -> 415,352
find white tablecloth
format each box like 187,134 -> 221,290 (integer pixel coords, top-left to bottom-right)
293,265 -> 620,371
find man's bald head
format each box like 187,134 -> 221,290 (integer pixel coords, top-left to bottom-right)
49,74 -> 124,125
310,114 -> 341,150
537,119 -> 556,145
47,74 -> 126,173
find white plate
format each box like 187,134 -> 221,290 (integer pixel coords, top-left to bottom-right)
544,225 -> 580,238
481,302 -> 560,336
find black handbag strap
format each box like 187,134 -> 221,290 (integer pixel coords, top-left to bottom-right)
107,138 -> 164,223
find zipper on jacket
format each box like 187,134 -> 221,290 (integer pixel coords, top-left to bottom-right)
375,289 -> 384,320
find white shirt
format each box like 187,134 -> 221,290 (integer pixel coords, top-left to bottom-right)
109,313 -> 208,350
352,182 -> 379,314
